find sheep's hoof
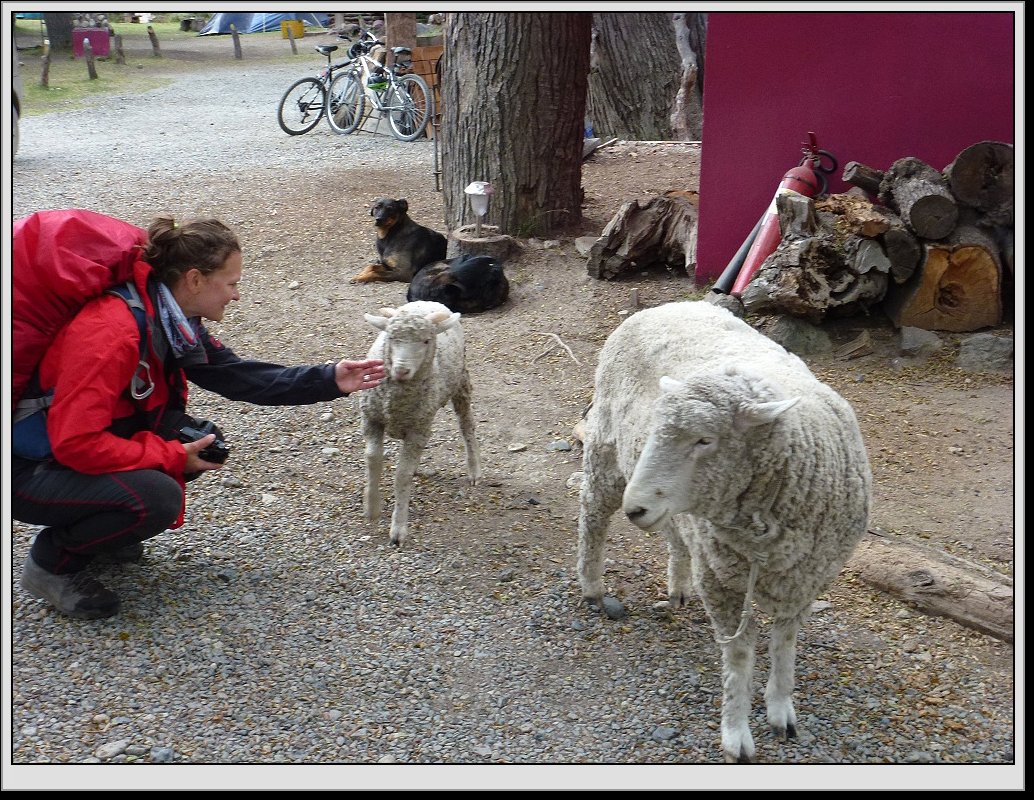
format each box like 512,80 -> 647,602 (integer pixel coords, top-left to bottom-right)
771,721 -> 797,740
724,749 -> 754,764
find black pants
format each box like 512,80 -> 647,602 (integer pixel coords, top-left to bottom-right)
11,457 -> 182,574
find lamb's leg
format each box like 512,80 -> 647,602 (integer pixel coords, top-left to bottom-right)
362,418 -> 385,522
765,613 -> 802,740
451,379 -> 481,485
389,431 -> 428,546
576,442 -> 622,604
698,568 -> 759,764
665,525 -> 694,607
718,614 -> 759,763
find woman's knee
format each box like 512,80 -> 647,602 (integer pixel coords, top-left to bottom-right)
122,471 -> 183,529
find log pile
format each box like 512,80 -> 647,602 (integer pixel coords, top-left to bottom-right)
741,140 -> 1013,332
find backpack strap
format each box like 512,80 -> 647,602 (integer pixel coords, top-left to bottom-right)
107,282 -> 155,400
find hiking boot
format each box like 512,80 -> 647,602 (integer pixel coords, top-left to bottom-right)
20,555 -> 120,619
99,541 -> 146,564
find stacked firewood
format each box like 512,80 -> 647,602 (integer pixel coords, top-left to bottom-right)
741,141 -> 1014,332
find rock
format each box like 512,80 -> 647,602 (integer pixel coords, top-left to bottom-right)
957,333 -> 1013,373
900,326 -> 943,358
601,596 -> 626,620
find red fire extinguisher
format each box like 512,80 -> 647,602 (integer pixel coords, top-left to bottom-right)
729,160 -> 824,297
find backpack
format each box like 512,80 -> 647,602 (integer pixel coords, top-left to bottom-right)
11,209 -> 155,460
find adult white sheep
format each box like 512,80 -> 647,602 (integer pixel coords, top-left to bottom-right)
577,301 -> 871,763
360,301 -> 481,546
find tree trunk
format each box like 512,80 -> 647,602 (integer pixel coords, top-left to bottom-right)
671,13 -> 706,141
883,224 -> 1003,332
43,12 -> 73,48
943,140 -> 1014,227
384,12 -> 417,67
586,13 -> 681,141
441,13 -> 591,237
879,156 -> 958,240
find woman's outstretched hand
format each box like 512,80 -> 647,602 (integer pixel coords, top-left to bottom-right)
334,358 -> 386,393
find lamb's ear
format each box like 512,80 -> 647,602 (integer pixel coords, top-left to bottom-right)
659,376 -> 685,393
364,309 -> 396,331
734,396 -> 800,431
427,310 -> 461,331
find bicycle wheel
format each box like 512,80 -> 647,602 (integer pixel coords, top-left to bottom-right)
278,77 -> 326,135
326,70 -> 366,135
386,73 -> 431,142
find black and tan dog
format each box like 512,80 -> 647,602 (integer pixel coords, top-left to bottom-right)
350,197 -> 448,283
407,255 -> 509,314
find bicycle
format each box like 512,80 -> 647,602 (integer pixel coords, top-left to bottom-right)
276,43 -> 355,135
324,38 -> 432,142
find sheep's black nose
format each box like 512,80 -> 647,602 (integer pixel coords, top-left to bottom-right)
625,506 -> 647,522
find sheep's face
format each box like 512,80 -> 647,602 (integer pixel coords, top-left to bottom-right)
622,373 -> 798,531
365,307 -> 460,382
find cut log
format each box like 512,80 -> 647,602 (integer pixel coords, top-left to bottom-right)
943,140 -> 1014,226
879,156 -> 958,240
847,529 -> 1013,643
586,190 -> 699,280
883,224 -> 1002,331
841,160 -> 885,196
880,224 -> 923,285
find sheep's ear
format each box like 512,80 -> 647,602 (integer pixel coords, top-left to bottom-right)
659,376 -> 685,393
733,396 -> 800,431
428,310 -> 461,331
364,311 -> 393,331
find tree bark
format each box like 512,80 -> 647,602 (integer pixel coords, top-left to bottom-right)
847,529 -> 1013,643
147,25 -> 162,58
441,13 -> 591,237
586,190 -> 699,279
671,13 -> 706,141
879,157 -> 958,240
943,140 -> 1014,227
841,160 -> 884,196
883,224 -> 1003,332
586,13 -> 682,141
43,12 -> 73,48
384,12 -> 417,67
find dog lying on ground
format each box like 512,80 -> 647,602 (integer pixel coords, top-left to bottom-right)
350,197 -> 448,283
407,255 -> 510,314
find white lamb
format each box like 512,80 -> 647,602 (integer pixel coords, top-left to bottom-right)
577,301 -> 872,763
360,301 -> 481,546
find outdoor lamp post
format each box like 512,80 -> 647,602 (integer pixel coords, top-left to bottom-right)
464,181 -> 493,238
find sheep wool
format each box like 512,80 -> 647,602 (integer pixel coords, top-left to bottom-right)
359,301 -> 481,546
577,300 -> 872,763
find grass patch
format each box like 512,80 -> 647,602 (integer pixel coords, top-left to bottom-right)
15,20 -> 317,116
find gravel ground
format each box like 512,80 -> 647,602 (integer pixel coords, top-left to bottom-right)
5,45 -> 1020,791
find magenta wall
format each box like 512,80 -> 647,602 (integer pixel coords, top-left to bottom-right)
696,11 -> 1016,281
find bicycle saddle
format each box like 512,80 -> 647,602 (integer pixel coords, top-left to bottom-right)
315,45 -> 339,56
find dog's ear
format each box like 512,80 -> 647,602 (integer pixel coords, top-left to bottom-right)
397,198 -> 408,213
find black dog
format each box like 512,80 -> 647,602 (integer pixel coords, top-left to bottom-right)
351,197 -> 448,283
407,255 -> 510,314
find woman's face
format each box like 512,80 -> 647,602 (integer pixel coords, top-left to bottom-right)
175,251 -> 242,321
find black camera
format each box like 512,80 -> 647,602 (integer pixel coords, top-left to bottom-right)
177,420 -> 231,464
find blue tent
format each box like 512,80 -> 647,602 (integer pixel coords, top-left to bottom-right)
198,12 -> 329,35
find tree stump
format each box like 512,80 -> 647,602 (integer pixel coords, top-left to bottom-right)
448,225 -> 522,263
586,190 -> 699,280
943,140 -> 1014,227
83,39 -> 98,80
878,156 -> 958,240
883,224 -> 1002,331
147,24 -> 162,57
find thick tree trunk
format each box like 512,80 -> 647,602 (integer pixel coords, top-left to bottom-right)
671,13 -> 706,141
43,12 -> 73,48
441,13 -> 591,237
586,13 -> 681,141
384,12 -> 417,67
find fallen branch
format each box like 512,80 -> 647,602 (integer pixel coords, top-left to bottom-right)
532,332 -> 581,365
